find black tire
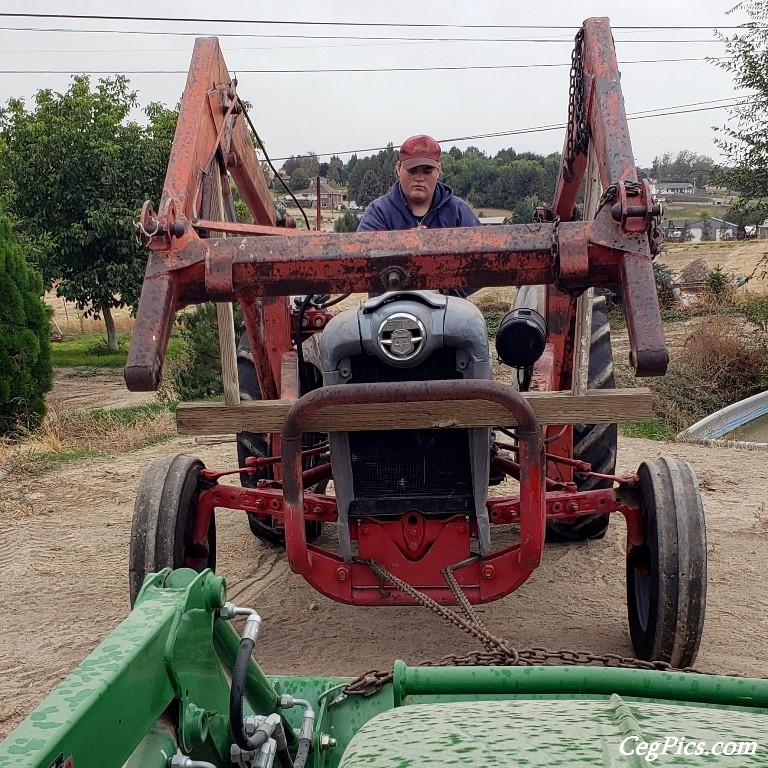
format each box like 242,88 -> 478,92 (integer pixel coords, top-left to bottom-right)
129,453 -> 216,606
546,295 -> 617,541
626,457 -> 707,667
236,326 -> 323,546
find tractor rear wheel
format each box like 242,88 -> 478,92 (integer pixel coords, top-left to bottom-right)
626,457 -> 707,668
547,295 -> 617,541
129,453 -> 216,606
236,329 -> 324,546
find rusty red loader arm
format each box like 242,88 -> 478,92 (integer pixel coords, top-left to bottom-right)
125,24 -> 666,395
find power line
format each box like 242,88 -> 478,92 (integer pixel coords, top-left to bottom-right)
0,24 -> 732,44
0,39 -> 435,54
270,98 -> 749,161
0,12 -> 758,31
0,56 -> 731,75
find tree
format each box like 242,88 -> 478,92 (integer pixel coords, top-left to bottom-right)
299,152 -> 320,178
701,217 -> 714,241
0,76 -> 174,350
327,155 -> 344,184
334,210 -> 360,232
288,169 -> 311,191
651,150 -> 715,188
0,216 -> 53,433
358,170 -> 381,208
281,156 -> 301,175
715,2 -> 768,210
346,146 -> 397,207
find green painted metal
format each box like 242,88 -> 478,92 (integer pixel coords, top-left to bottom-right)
338,697 -> 768,767
124,723 -> 178,768
2,570 -> 768,768
392,660 -> 768,708
0,569 -> 280,768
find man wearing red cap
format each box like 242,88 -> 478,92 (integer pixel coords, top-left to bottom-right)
358,134 -> 480,231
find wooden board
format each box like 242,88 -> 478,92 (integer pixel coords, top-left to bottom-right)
175,387 -> 652,435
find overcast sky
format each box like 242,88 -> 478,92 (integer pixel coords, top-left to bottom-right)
0,1 -> 751,169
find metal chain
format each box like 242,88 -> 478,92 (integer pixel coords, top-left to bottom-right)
442,560 -> 490,634
550,213 -> 561,275
564,26 -> 588,182
364,560 -> 515,658
338,559 -> 766,701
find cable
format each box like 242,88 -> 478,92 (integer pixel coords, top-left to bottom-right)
238,99 -> 311,230
0,56 -> 732,75
0,24 -> 739,44
0,13 -> 759,31
266,97 -> 749,161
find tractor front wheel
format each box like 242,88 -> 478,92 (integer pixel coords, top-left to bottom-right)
626,457 -> 707,668
129,453 -> 216,605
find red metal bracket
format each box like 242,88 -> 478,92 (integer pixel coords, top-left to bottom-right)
278,379 -> 545,605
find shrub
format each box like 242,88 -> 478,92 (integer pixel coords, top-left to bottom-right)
0,217 -> 53,434
704,264 -> 734,304
167,303 -> 241,401
334,209 -> 361,232
741,295 -> 768,331
649,315 -> 768,434
652,262 -> 676,309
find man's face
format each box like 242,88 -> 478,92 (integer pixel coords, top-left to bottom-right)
396,162 -> 440,208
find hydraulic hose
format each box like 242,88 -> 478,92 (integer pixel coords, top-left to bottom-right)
224,606 -> 264,751
276,747 -> 295,768
230,637 -> 262,751
279,695 -> 315,768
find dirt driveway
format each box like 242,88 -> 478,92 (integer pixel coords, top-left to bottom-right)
1,377 -> 767,739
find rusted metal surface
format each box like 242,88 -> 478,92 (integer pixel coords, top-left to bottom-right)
126,216 -> 666,390
240,297 -> 278,401
191,219 -> 306,236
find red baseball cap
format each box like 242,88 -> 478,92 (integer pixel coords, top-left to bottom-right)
399,135 -> 441,170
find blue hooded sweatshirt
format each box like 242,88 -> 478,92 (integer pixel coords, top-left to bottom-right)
357,181 -> 480,231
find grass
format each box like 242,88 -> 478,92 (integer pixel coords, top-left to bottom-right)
662,205 -> 728,221
50,331 -> 184,368
0,404 -> 176,477
619,419 -> 677,441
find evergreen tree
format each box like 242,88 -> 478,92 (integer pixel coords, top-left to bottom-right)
0,216 -> 53,433
334,210 -> 361,232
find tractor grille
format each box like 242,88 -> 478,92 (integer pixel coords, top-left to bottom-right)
346,349 -> 474,516
349,348 -> 461,383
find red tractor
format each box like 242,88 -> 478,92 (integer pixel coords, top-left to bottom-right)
126,19 -> 706,668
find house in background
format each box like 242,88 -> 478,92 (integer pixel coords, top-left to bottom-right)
663,217 -> 740,243
657,181 -> 695,196
282,178 -> 345,209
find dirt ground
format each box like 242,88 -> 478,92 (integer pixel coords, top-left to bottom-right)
1,373 -> 767,740
2,243 -> 767,739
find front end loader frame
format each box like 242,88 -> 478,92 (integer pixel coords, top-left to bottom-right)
121,20 -> 699,653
